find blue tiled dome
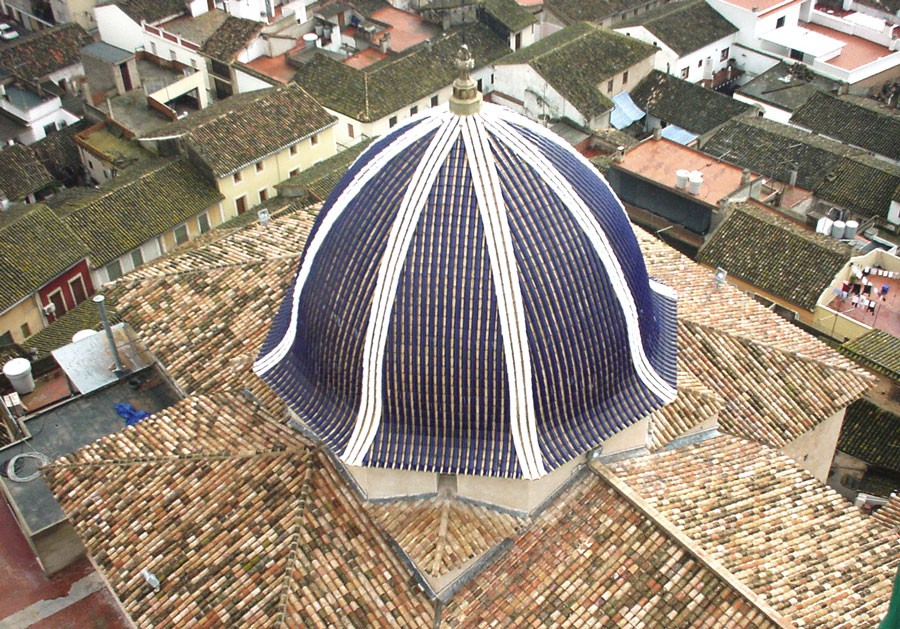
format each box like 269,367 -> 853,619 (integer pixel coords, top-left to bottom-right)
254,102 -> 677,479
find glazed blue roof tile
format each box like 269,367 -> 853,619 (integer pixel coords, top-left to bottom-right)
255,102 -> 677,479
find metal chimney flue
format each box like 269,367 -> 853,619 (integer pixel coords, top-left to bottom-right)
93,294 -> 126,376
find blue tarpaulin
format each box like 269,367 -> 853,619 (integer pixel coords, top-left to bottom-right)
115,403 -> 151,427
660,124 -> 699,145
610,92 -> 645,130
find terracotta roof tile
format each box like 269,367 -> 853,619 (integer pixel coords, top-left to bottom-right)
873,494 -> 900,531
369,498 -> 526,578
698,203 -> 852,312
619,0 -> 737,56
843,329 -> 900,381
498,22 -> 656,117
443,467 -> 786,626
0,204 -> 88,312
100,0 -> 187,24
45,392 -> 434,627
0,23 -> 92,79
143,85 -> 336,177
838,398 -> 900,474
629,70 -> 752,135
610,435 -> 900,627
200,16 -> 263,62
791,92 -> 900,161
49,159 -> 224,267
0,143 -> 55,201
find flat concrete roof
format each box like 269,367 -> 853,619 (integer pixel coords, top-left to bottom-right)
0,367 -> 180,534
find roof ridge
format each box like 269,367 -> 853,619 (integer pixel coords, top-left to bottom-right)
682,318 -> 870,379
589,464 -> 794,628
527,23 -> 594,64
46,447 -> 308,470
121,252 -> 302,282
274,447 -> 319,628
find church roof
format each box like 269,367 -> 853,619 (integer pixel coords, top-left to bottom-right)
254,102 -> 678,480
38,201 -> 885,627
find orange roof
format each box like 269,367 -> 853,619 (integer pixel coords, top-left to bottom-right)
804,21 -> 895,70
616,137 -> 749,205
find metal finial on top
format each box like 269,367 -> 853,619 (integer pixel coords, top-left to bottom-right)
450,43 -> 481,116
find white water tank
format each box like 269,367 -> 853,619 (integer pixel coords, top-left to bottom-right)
688,170 -> 703,195
303,33 -> 318,48
3,357 -> 34,395
832,220 -> 846,239
845,220 -> 859,239
675,169 -> 689,190
72,329 -> 97,343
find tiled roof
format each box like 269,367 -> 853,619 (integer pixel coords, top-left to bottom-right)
98,0 -> 187,24
0,23 -> 92,79
23,298 -> 119,358
275,140 -> 372,203
0,143 -> 55,201
838,398 -> 900,473
497,23 -> 656,117
545,0 -> 653,24
44,392 -> 435,627
369,497 -> 526,579
619,0 -> 737,55
295,25 -> 509,123
629,70 -> 752,135
698,203 -> 852,311
791,92 -> 900,161
0,204 -> 88,313
701,116 -> 846,191
814,153 -> 900,220
481,0 -> 537,33
873,494 -> 900,531
843,329 -> 900,381
104,211 -> 316,414
736,62 -> 841,113
200,16 -> 263,62
29,122 -> 85,185
143,85 -> 336,177
635,225 -> 871,449
49,159 -> 223,267
443,466 -> 787,626
611,435 -> 900,627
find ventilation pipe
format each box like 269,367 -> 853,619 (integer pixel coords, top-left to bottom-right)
93,294 -> 125,375
741,168 -> 751,185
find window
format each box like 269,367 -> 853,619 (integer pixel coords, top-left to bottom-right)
290,144 -> 298,156
515,32 -> 522,50
311,134 -> 319,145
255,161 -> 264,173
106,259 -> 123,281
234,171 -> 242,183
607,79 -> 614,93
790,48 -> 803,61
776,15 -> 785,27
348,123 -> 355,138
170,50 -> 177,61
431,95 -> 439,107
191,58 -> 197,69
681,66 -> 689,79
174,224 -> 189,245
698,59 -> 703,68
131,248 -> 144,269
88,159 -> 93,169
69,274 -> 87,304
389,116 -> 398,128
259,189 -> 268,203
20,322 -> 30,339
289,168 -> 299,177
477,78 -> 483,92
410,105 -> 418,116
198,212 -> 211,233
720,47 -> 729,61
622,70 -> 628,85
236,195 -> 247,215
150,42 -> 156,55
48,290 -> 66,319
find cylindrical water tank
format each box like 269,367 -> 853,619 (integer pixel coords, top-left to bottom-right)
675,169 -> 689,190
845,220 -> 859,239
688,170 -> 703,195
821,217 -> 833,237
72,329 -> 97,343
303,33 -> 318,48
3,357 -> 34,395
832,220 -> 845,239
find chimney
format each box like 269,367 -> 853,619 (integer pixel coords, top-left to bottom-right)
652,127 -> 661,140
741,168 -> 751,185
379,31 -> 391,54
614,145 -> 625,162
92,295 -> 126,376
81,77 -> 92,105
789,166 -> 798,188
